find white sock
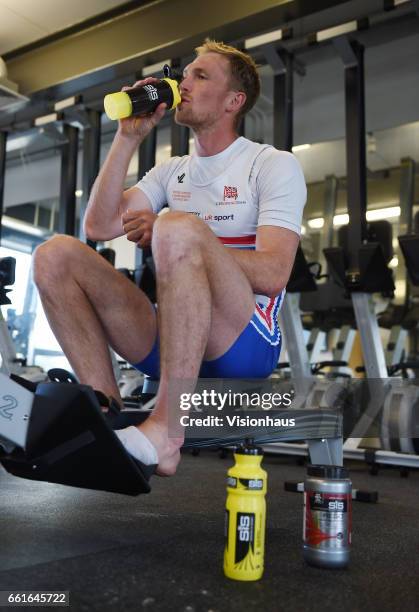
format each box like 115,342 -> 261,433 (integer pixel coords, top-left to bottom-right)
114,426 -> 158,465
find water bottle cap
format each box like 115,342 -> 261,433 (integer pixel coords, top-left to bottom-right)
162,77 -> 181,109
104,91 -> 132,120
307,464 -> 349,479
235,444 -> 263,456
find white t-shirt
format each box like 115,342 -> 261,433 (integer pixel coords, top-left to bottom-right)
135,136 -> 306,316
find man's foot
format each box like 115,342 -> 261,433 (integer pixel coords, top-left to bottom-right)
138,417 -> 184,477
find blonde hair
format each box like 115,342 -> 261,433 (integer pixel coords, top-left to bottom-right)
195,39 -> 261,127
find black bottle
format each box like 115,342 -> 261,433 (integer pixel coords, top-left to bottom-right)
104,65 -> 181,120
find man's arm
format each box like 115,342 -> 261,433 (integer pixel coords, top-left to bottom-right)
228,225 -> 299,298
83,136 -> 155,242
229,149 -> 306,297
83,77 -> 166,242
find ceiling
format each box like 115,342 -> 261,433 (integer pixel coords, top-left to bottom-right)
0,0 -> 130,55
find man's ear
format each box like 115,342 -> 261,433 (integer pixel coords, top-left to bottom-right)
226,91 -> 246,115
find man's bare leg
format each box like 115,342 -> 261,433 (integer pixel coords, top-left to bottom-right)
137,212 -> 256,475
33,235 -> 157,403
34,224 -> 254,477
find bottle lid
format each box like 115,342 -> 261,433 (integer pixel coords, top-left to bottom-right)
307,464 -> 349,479
162,78 -> 181,110
163,64 -> 172,78
104,91 -> 133,120
235,443 -> 263,456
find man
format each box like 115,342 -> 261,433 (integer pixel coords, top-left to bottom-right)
33,40 -> 306,477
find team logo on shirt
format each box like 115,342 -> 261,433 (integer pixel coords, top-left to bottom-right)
224,186 -> 238,200
215,186 -> 246,206
177,173 -> 186,183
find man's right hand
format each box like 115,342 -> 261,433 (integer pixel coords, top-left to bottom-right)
117,77 -> 167,141
122,208 -> 158,249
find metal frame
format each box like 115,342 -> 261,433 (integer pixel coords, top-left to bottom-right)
280,294 -> 312,383
270,33 -> 419,470
322,175 -> 338,257
261,44 -> 293,154
170,58 -> 190,157
138,127 -> 157,181
80,110 -> 102,244
1,0 -> 418,133
334,37 -> 367,268
171,123 -> 189,157
136,123 -> 157,269
385,325 -> 408,367
399,156 -> 416,310
336,37 -> 389,455
334,36 -> 419,468
0,279 -> 44,382
265,45 -> 342,466
58,124 -> 79,236
2,0 -> 350,103
377,157 -> 415,368
334,325 -> 356,365
307,328 -> 326,363
0,315 -> 16,375
399,157 -> 415,236
0,132 -> 7,245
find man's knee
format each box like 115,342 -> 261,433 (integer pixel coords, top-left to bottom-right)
33,235 -> 83,289
152,212 -> 209,265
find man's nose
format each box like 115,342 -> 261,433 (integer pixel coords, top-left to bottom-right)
180,75 -> 191,93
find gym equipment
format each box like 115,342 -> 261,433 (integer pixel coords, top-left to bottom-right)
380,212 -> 419,455
400,235 -> 419,285
271,35 -> 419,471
269,247 -> 355,459
96,247 -> 146,399
377,159 -> 417,370
399,232 -> 419,290
381,380 -> 419,455
325,37 -> 419,470
301,175 -> 355,374
279,240 -> 355,379
0,257 -> 15,374
0,372 -> 344,495
264,43 -> 355,434
0,257 -> 45,383
0,373 -> 155,495
291,245 -> 356,377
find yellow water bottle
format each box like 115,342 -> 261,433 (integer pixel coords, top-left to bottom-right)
104,64 -> 181,120
223,442 -> 267,581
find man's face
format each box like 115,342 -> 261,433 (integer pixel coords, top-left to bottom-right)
175,53 -> 235,130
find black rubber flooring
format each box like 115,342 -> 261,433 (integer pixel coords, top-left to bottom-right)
1,451 -> 419,612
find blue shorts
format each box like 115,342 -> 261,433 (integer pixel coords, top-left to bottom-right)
132,300 -> 282,379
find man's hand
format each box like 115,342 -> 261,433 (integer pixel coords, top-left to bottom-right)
122,209 -> 158,248
118,77 -> 167,141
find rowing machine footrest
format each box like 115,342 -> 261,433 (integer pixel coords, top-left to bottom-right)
0,383 -> 154,496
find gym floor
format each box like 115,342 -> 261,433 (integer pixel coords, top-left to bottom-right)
1,451 -> 418,612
